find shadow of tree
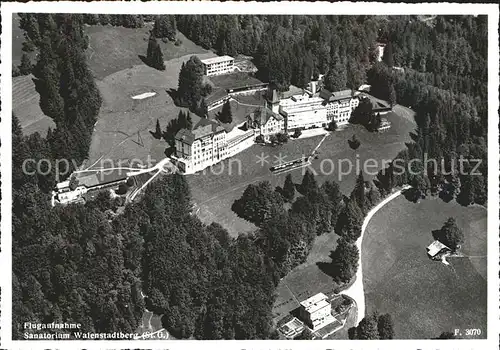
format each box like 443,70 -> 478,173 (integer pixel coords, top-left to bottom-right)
138,54 -> 150,67
167,88 -> 185,108
150,130 -> 161,140
316,250 -> 337,278
401,187 -> 421,203
431,229 -> 442,241
348,139 -> 360,150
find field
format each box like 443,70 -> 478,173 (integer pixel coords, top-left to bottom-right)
85,24 -> 210,80
272,232 -> 342,321
12,75 -> 55,137
188,109 -> 416,236
12,20 -> 212,139
362,196 -> 487,339
86,50 -> 216,166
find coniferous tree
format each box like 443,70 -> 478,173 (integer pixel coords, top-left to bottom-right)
186,112 -> 193,130
282,174 -> 295,202
335,198 -> 363,242
299,170 -> 319,198
327,120 -> 338,131
153,119 -> 162,139
322,180 -> 343,226
18,53 -> 33,75
147,33 -> 165,70
178,110 -> 188,129
348,134 -> 361,150
19,14 -> 41,48
377,313 -> 395,339
153,15 -> 177,40
330,237 -> 359,282
388,83 -> 397,106
435,217 -> 464,251
219,100 -> 233,124
351,172 -> 366,214
177,56 -> 205,109
324,64 -> 348,92
355,314 -> 380,339
382,41 -> 394,68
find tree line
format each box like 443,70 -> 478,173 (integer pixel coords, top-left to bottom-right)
370,65 -> 487,206
232,170 -> 381,284
365,16 -> 487,207
176,15 -> 381,91
15,14 -> 177,77
12,14 -> 486,340
13,114 -> 145,339
16,14 -> 103,186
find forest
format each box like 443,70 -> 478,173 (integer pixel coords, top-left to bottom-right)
177,14 -> 487,204
12,14 -> 488,339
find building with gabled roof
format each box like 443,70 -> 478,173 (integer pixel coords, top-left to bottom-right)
427,240 -> 451,260
173,116 -> 255,174
246,107 -> 284,140
319,88 -> 360,126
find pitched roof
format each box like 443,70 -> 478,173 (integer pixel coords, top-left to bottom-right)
266,88 -> 280,104
205,88 -> 229,106
175,128 -> 195,145
248,107 -> 283,127
175,117 -> 225,145
320,88 -> 356,102
194,117 -> 225,133
426,240 -> 450,257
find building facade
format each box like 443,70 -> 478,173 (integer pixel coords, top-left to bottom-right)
174,118 -> 227,173
53,170 -> 129,206
298,293 -> 336,331
173,117 -> 255,174
279,94 -> 328,131
319,89 -> 360,126
246,107 -> 285,140
201,56 -> 235,76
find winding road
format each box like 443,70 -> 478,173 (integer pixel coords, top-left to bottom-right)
341,185 -> 411,326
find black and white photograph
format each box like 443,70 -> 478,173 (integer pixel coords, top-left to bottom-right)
1,2 -> 498,349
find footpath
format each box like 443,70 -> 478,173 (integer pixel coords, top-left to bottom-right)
341,185 -> 411,326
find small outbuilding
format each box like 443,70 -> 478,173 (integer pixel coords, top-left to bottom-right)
426,240 -> 451,260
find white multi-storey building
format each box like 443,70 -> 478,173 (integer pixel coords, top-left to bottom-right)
319,89 -> 360,126
279,94 -> 328,131
173,117 -> 254,174
298,293 -> 336,331
201,56 -> 235,76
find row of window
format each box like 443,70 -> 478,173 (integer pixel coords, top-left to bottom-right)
206,61 -> 233,67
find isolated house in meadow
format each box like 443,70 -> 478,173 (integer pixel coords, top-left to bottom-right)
426,240 -> 452,260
